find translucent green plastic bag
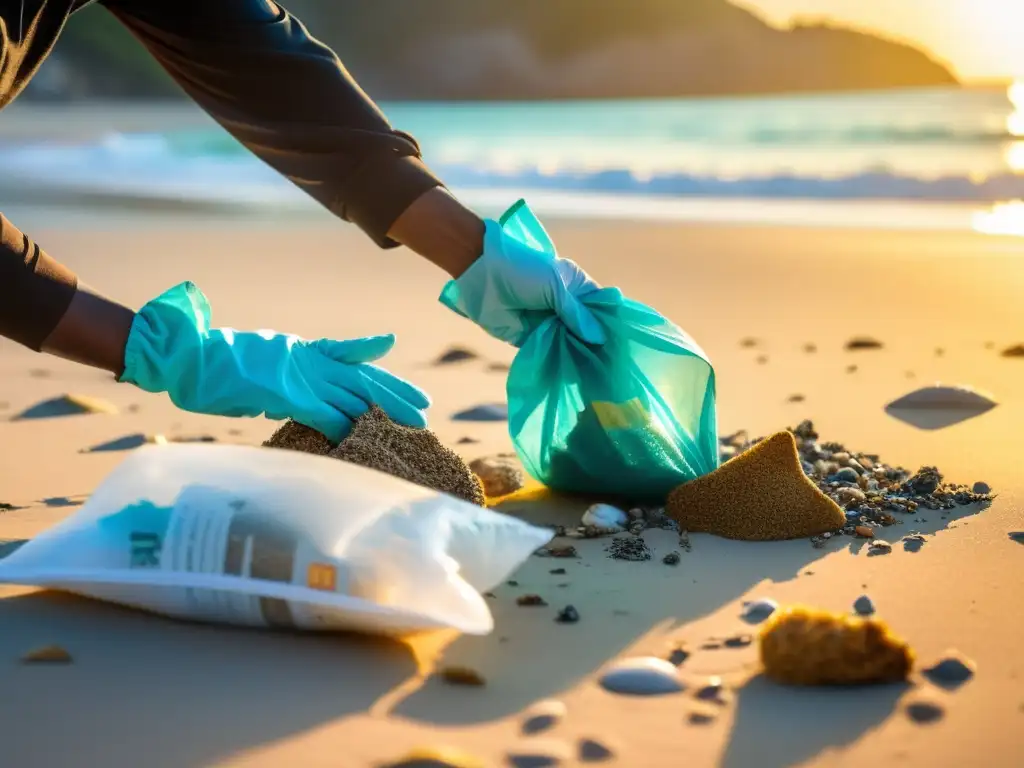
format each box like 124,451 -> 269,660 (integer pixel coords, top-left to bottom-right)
498,202 -> 718,501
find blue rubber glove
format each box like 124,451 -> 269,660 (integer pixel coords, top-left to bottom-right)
439,199 -> 609,347
119,282 -> 430,442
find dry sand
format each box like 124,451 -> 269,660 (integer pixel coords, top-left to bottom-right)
1,212 -> 1023,767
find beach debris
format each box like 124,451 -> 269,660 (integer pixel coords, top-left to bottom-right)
667,644 -> 690,666
741,598 -> 779,624
972,481 -> 991,495
905,700 -> 945,724
517,594 -> 548,607
845,337 -> 883,350
759,605 -> 914,686
662,551 -> 681,566
868,540 -> 892,556
265,408 -> 485,505
451,403 -> 508,422
538,545 -> 578,558
438,666 -> 486,686
469,455 -> 525,498
549,568 -> 566,574
555,605 -> 580,624
521,700 -> 567,735
695,676 -> 727,703
383,746 -> 485,768
13,393 -> 118,420
836,487 -> 866,506
433,346 -> 478,365
666,431 -> 845,541
853,595 -> 876,616
581,503 -> 628,531
456,436 -> 479,444
687,707 -> 717,725
922,652 -> 976,690
21,645 -> 72,664
1000,343 -> 1024,357
598,657 -> 685,696
605,536 -> 651,561
788,394 -> 806,403
0,502 -> 24,512
507,739 -> 572,768
740,337 -> 759,348
578,738 -> 615,762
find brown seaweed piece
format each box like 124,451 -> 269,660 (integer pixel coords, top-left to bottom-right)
666,431 -> 844,541
264,407 -> 485,506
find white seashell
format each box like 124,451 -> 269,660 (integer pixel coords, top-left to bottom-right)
599,657 -> 685,696
582,503 -> 628,530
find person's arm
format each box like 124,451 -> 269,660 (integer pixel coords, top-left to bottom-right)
0,213 -> 134,374
101,0 -> 484,277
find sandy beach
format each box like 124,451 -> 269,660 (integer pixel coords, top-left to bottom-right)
1,210 -> 1023,766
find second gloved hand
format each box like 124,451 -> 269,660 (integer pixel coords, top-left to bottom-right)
119,282 -> 429,442
439,199 -> 610,347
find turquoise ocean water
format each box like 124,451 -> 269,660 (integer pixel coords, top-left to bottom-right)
6,85 -> 1024,233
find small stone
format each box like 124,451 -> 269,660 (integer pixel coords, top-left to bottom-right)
740,337 -> 759,348
662,551 -> 681,566
521,700 -> 567,734
469,455 -> 525,498
835,467 -> 860,483
545,546 -> 578,558
906,700 -> 944,724
741,598 -> 778,624
853,595 -> 875,615
507,740 -> 571,768
383,746 -> 485,768
694,676 -> 726,703
667,645 -> 690,666
605,536 -> 651,561
868,540 -> 892,556
555,605 -> 580,624
688,707 -> 717,725
456,436 -> 479,444
972,481 -> 991,495
788,394 -> 806,403
434,346 -> 479,364
439,666 -> 486,686
1010,532 -> 1024,544
845,336 -> 883,350
724,634 -> 753,648
1000,343 -> 1024,357
451,403 -> 508,422
21,645 -> 72,664
836,488 -> 867,506
922,652 -> 976,690
598,657 -> 685,696
581,503 -> 628,530
854,525 -> 875,539
578,738 -> 614,762
517,594 -> 548,607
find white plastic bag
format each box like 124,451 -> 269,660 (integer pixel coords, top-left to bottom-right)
0,443 -> 552,636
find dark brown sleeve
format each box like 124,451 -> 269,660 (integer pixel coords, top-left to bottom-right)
0,214 -> 79,351
100,0 -> 444,247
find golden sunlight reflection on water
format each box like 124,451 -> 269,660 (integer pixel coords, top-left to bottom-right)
973,83 -> 1024,236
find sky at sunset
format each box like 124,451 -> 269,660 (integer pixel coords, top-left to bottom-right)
735,0 -> 1024,81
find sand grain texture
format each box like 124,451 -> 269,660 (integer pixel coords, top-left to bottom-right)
666,431 -> 845,540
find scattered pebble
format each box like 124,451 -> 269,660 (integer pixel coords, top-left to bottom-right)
741,598 -> 779,624
451,404 -> 508,422
724,634 -> 753,648
905,700 -> 945,724
507,580 -> 519,587
1010,532 -> 1024,544
662,551 -> 681,566
605,536 -> 651,561
438,667 -> 486,686
922,652 -> 976,690
21,645 -> 72,664
456,436 -> 479,445
903,534 -> 926,553
788,394 -> 806,403
868,540 -> 892,556
555,605 -> 580,624
855,525 -> 875,539
845,337 -> 883,350
803,343 -> 817,353
694,676 -> 727,703
973,481 -> 991,495
1000,343 -> 1024,358
541,546 -> 578,559
506,739 -> 571,768
667,645 -> 690,666
434,346 -> 478,364
740,337 -> 759,348
836,467 -> 860,483
853,595 -> 876,616
578,738 -> 614,763
846,364 -> 858,373
687,707 -> 717,725
549,568 -> 566,574
383,746 -> 485,768
581,503 -> 628,531
469,455 -> 525,497
599,657 -> 685,696
517,594 -> 548,607
521,700 -> 567,735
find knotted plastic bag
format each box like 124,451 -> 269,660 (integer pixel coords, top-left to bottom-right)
497,201 -> 718,500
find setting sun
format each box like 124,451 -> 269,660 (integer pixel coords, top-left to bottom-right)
737,0 -> 1024,80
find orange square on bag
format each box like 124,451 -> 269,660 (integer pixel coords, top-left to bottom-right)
307,562 -> 337,591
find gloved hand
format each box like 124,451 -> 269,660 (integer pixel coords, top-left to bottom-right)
119,282 -> 429,442
439,199 -> 611,347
